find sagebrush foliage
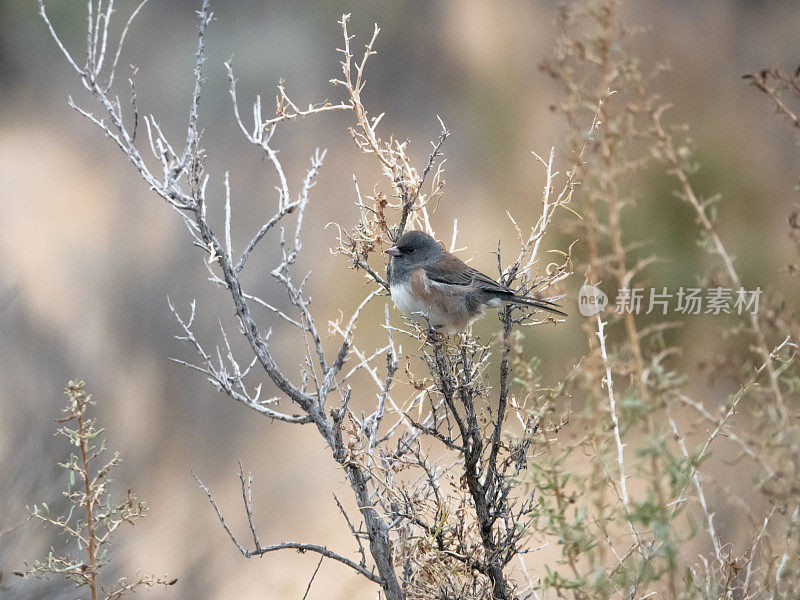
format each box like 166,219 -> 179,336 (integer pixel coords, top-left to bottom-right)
19,381 -> 175,599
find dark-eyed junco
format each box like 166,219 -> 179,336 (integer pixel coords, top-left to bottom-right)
385,230 -> 565,332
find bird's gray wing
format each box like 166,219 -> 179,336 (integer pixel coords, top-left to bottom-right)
425,252 -> 567,316
423,252 -> 512,295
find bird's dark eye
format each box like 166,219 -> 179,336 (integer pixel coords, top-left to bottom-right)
406,247 -> 415,254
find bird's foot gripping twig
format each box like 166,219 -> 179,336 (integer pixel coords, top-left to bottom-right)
419,324 -> 446,347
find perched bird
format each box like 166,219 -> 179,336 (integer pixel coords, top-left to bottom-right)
385,230 -> 565,333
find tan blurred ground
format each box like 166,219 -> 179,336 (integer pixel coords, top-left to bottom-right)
1,1 -> 798,598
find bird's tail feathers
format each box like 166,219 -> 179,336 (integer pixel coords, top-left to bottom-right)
503,293 -> 567,317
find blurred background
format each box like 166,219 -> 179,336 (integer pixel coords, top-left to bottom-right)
0,1 -> 798,598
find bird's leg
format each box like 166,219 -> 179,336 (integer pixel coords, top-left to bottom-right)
420,324 -> 445,346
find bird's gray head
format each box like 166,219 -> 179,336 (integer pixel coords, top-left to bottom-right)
385,230 -> 442,281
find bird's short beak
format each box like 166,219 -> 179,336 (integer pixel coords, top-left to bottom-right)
385,246 -> 402,257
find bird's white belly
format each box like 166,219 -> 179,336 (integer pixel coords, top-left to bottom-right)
390,281 -> 450,329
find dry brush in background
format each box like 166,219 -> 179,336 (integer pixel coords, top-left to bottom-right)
16,381 -> 176,599
32,0 -> 800,599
